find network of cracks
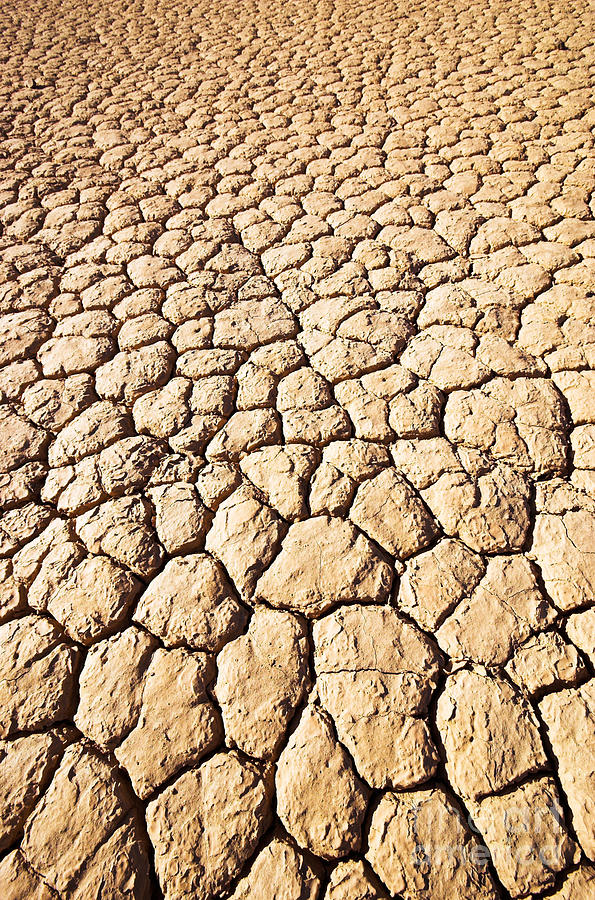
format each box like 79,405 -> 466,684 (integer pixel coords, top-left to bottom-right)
0,0 -> 594,897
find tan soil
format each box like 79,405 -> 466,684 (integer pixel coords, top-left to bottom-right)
0,0 -> 594,896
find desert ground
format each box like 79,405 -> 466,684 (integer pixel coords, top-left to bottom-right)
0,0 -> 594,896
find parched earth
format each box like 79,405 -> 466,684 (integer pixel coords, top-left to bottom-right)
0,0 -> 594,896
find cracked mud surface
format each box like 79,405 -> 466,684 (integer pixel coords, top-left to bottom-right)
0,0 -> 594,896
